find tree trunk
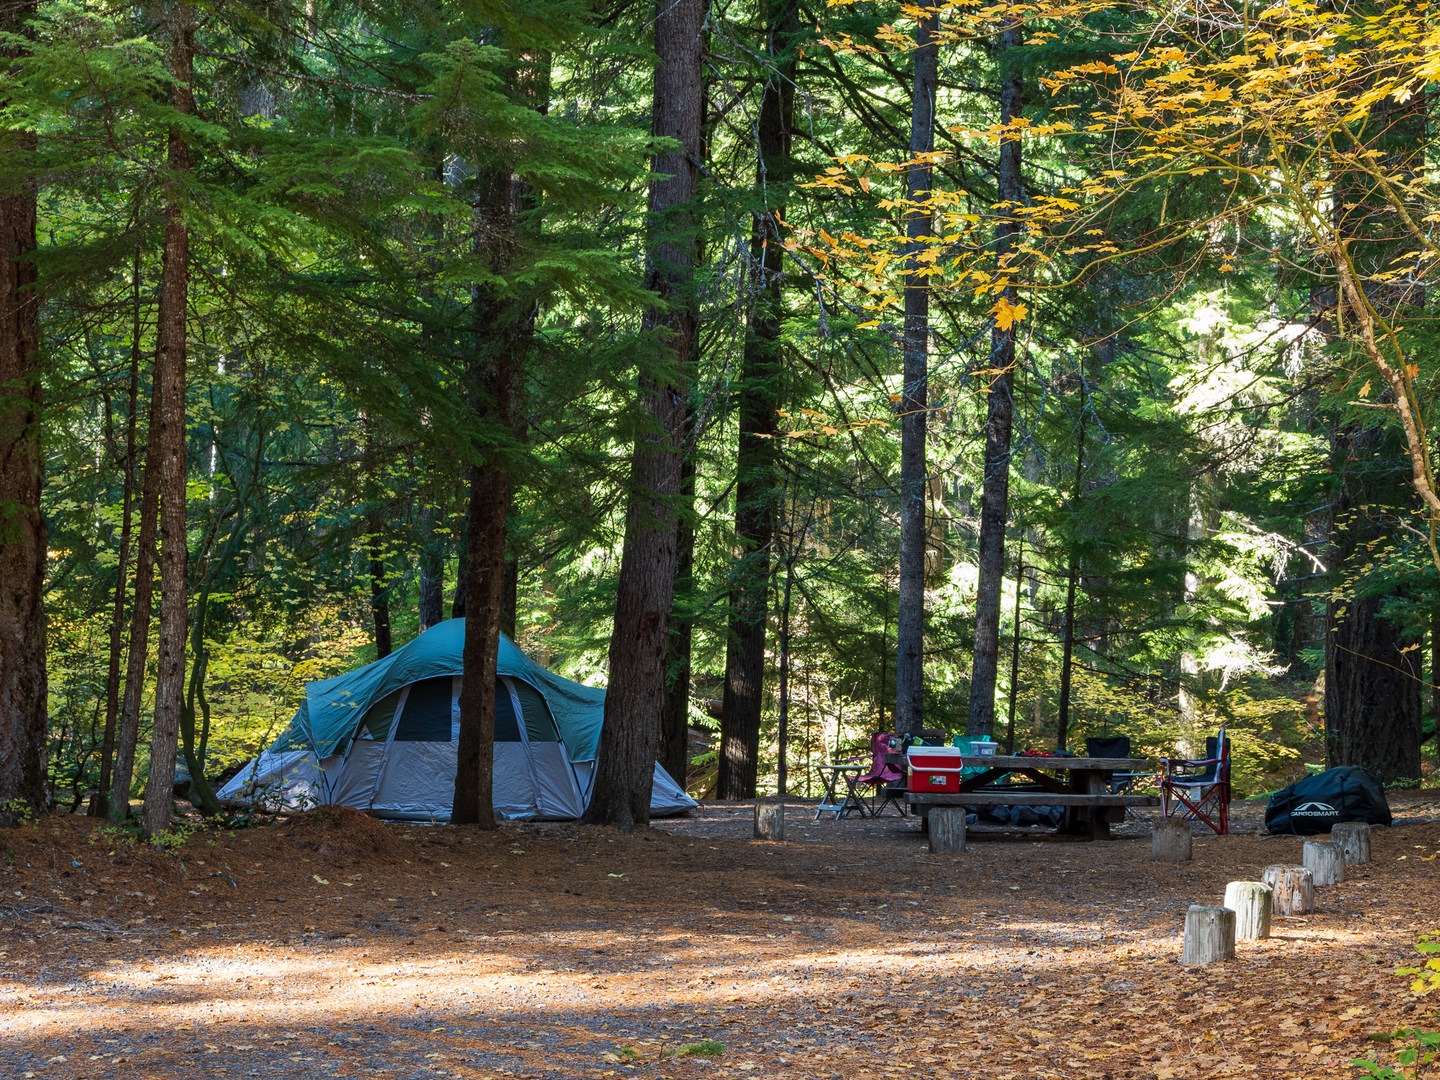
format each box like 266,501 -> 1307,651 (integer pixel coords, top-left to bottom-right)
453,457 -> 507,829
1003,529 -> 1023,752
1432,608 -> 1439,741
1325,585 -> 1422,782
501,553 -> 518,637
967,17 -> 1024,737
662,442 -> 695,790
179,470 -> 255,820
111,417 -> 161,820
368,523 -> 392,658
718,0 -> 797,797
451,531 -> 469,619
894,3 -> 937,738
91,246 -> 143,818
1324,428 -> 1423,784
452,153 -> 533,829
775,548 -> 795,795
140,0 -> 196,839
0,0 -> 47,824
1054,413 -> 1086,751
418,502 -> 446,632
584,0 -> 703,830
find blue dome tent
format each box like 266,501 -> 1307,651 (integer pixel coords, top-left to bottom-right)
216,620 -> 695,821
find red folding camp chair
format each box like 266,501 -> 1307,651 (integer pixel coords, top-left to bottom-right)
1159,727 -> 1231,835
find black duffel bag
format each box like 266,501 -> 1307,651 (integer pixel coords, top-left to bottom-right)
1265,766 -> 1391,835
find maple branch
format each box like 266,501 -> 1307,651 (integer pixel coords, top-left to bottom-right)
1331,247 -> 1440,572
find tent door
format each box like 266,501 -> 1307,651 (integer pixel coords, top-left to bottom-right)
495,676 -> 541,817
499,675 -> 587,820
359,683 -> 412,812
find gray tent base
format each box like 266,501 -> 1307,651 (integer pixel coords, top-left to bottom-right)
219,744 -> 692,822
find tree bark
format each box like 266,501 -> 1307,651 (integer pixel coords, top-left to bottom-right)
894,4 -> 938,737
967,17 -> 1024,737
718,0 -> 797,797
1432,608 -> 1439,739
1180,905 -> 1235,965
1324,428 -> 1422,784
418,502 -> 445,632
140,0 -> 196,839
452,154 -> 532,829
1331,821 -> 1371,865
111,421 -> 160,821
90,246 -> 143,818
453,457 -> 506,829
1054,412 -> 1086,751
1302,839 -> 1345,886
0,0 -> 47,825
1263,864 -> 1314,916
368,522 -> 392,659
584,0 -> 703,830
1325,583 -> 1422,782
662,442 -> 695,791
1223,881 -> 1273,941
500,553 -> 518,637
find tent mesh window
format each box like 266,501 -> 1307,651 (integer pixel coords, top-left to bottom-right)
495,680 -> 523,741
394,677 -> 455,742
512,680 -> 561,742
357,690 -> 403,741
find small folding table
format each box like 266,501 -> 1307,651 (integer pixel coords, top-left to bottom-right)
814,763 -> 868,820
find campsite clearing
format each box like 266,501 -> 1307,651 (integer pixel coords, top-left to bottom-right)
3,796 -> 1439,1080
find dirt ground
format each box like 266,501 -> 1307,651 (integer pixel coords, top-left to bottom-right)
3,794 -> 1439,1080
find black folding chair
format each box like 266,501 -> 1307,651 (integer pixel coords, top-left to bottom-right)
1159,729 -> 1231,835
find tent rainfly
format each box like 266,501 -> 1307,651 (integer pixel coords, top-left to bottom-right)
216,619 -> 696,821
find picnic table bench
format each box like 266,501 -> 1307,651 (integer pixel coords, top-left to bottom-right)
906,754 -> 1159,840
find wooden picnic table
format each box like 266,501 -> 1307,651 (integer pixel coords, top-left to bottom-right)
905,754 -> 1158,840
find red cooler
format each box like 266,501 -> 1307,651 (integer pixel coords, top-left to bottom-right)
907,746 -> 963,793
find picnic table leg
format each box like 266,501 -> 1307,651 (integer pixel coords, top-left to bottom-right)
1072,768 -> 1111,840
1085,810 -> 1111,840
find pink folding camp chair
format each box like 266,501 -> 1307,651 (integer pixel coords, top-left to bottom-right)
848,732 -> 908,817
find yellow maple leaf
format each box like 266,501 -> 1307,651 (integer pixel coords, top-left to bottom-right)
992,296 -> 1029,332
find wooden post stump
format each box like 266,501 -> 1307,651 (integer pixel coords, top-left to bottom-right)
1181,904 -> 1236,964
1303,839 -> 1345,886
1223,881 -> 1273,941
1262,864 -> 1314,915
929,808 -> 966,853
1152,819 -> 1192,862
1332,822 -> 1371,866
753,798 -> 785,841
